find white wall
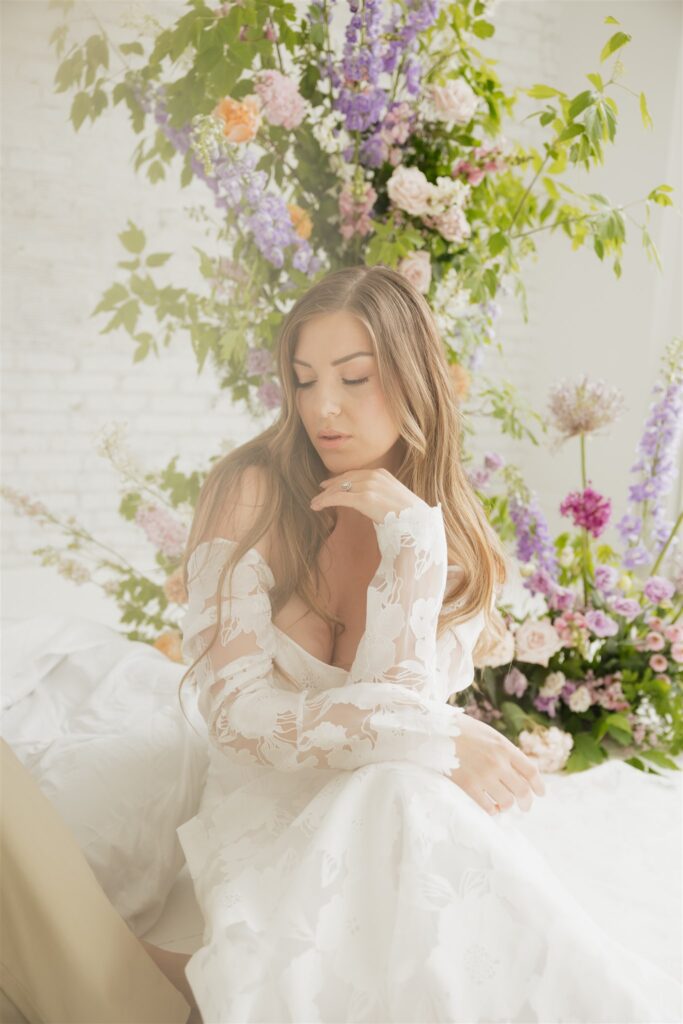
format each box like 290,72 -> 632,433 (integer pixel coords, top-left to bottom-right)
1,1 -> 680,628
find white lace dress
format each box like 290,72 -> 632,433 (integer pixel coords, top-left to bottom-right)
177,502 -> 682,1024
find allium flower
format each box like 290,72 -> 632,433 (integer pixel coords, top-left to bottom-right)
584,609 -> 619,637
643,575 -> 675,604
547,375 -> 624,443
518,726 -> 573,773
559,486 -> 612,538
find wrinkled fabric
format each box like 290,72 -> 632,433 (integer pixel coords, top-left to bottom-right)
178,503 -> 683,1023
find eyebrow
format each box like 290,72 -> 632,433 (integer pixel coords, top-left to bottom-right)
292,351 -> 375,368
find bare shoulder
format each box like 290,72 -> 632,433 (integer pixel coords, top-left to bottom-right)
199,464 -> 277,569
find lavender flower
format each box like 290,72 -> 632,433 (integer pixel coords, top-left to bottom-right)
594,564 -> 619,593
617,339 -> 683,567
609,596 -> 641,621
509,493 -> 559,585
643,575 -> 675,605
584,609 -> 619,638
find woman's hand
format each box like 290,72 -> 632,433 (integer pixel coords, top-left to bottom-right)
309,468 -> 426,525
449,713 -> 546,815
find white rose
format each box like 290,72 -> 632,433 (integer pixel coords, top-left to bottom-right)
474,627 -> 515,669
429,78 -> 479,126
539,670 -> 566,698
386,166 -> 433,217
514,619 -> 563,667
397,251 -> 432,294
568,684 -> 592,713
519,726 -> 573,773
430,206 -> 471,244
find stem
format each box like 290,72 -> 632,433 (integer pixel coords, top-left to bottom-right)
510,198 -> 642,241
650,509 -> 683,577
579,432 -> 590,607
507,150 -> 551,234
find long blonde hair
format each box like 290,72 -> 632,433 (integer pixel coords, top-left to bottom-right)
177,263 -> 507,717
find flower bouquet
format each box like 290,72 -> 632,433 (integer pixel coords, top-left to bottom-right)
460,338 -> 683,775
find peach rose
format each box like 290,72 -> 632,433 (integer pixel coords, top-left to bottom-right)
163,566 -> 188,605
386,165 -> 433,217
448,362 -> 471,401
519,725 -> 573,773
397,251 -> 432,294
287,203 -> 312,240
213,94 -> 262,143
514,619 -> 562,667
153,630 -> 184,663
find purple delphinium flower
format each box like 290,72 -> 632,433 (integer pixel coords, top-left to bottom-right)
643,575 -> 675,605
509,493 -> 559,585
584,609 -> 619,637
559,485 -> 612,538
618,341 -> 683,565
130,77 -> 322,282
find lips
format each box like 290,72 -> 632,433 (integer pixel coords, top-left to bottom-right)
318,432 -> 348,439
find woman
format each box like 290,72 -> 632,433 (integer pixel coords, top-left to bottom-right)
175,264 -> 681,1022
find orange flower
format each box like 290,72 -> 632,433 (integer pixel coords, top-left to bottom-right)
287,203 -> 312,240
153,630 -> 184,663
212,94 -> 262,143
163,566 -> 188,605
448,361 -> 471,401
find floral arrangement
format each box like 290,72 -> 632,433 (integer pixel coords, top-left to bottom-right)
47,0 -> 671,433
459,338 -> 683,775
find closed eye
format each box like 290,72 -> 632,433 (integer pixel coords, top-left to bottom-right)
294,377 -> 369,389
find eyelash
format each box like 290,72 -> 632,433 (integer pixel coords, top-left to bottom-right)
294,377 -> 369,389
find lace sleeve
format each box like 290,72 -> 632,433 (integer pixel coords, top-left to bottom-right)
180,538 -> 463,777
347,502 -> 449,692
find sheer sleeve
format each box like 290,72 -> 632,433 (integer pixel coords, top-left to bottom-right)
180,531 -> 464,778
347,501 -> 449,691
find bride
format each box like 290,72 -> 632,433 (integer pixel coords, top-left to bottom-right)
173,264 -> 681,1023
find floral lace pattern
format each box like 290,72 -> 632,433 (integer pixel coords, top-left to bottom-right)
181,502 -> 478,778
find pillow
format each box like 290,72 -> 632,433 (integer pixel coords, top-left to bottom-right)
1,615 -> 209,936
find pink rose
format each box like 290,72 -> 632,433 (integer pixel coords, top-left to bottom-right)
649,654 -> 668,673
645,631 -> 666,651
397,251 -> 432,294
386,166 -> 433,217
429,205 -> 471,244
428,79 -> 479,126
670,642 -> 683,664
514,619 -> 563,667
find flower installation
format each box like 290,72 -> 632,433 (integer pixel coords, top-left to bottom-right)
5,4 -> 673,775
460,339 -> 683,775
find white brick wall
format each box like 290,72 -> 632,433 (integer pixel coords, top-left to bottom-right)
1,0 -> 680,627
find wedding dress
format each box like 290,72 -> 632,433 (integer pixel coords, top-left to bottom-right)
177,502 -> 682,1024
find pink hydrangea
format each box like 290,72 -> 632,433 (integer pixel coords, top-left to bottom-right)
559,485 -> 612,538
253,69 -> 306,130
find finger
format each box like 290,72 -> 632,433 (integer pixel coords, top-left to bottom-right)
499,770 -> 534,813
510,749 -> 546,797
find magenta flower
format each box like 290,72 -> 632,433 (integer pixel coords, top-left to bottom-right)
584,609 -> 619,637
559,485 -> 612,538
643,575 -> 675,604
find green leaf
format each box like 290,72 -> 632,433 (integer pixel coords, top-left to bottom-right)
146,252 -> 172,267
604,15 -> 620,25
472,19 -> 494,39
564,732 -> 606,773
600,31 -> 631,63
119,41 -> 144,56
639,92 -> 653,130
586,72 -> 604,91
488,232 -> 508,256
119,221 -> 146,254
527,84 -> 564,99
639,748 -> 681,771
91,282 -> 128,316
557,122 -> 584,142
568,90 -> 594,119
70,91 -> 91,131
